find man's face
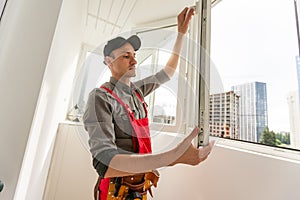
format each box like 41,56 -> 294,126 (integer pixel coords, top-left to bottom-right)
108,43 -> 137,79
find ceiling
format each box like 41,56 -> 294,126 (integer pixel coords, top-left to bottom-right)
86,0 -> 220,36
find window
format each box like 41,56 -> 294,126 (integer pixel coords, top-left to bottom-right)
211,0 -> 300,151
69,2 -> 218,138
135,50 -> 179,126
68,26 -> 186,135
67,44 -> 110,121
134,26 -> 185,133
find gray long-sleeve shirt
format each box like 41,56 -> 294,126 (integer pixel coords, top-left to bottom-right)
83,69 -> 170,177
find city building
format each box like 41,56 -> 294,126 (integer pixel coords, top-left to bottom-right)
232,82 -> 268,142
209,91 -> 240,139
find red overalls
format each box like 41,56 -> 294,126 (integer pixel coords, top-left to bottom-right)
98,86 -> 152,200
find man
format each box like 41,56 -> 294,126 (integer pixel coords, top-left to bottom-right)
83,7 -> 215,200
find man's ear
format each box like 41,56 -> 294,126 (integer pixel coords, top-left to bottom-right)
104,56 -> 113,66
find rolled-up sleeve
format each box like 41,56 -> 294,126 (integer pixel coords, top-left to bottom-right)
83,88 -> 119,177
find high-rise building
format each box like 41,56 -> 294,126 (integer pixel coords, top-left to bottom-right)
209,91 -> 240,139
232,82 -> 268,142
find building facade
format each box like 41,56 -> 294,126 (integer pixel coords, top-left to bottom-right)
232,82 -> 268,142
209,91 -> 240,139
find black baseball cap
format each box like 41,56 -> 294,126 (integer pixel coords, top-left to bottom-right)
103,35 -> 141,57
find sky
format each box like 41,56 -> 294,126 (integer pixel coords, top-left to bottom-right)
210,0 -> 299,132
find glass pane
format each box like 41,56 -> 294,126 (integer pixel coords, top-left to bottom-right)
69,51 -> 110,120
135,27 -> 179,126
211,0 -> 299,150
150,50 -> 179,125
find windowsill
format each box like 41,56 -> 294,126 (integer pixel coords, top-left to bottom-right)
59,120 -> 300,164
215,137 -> 300,164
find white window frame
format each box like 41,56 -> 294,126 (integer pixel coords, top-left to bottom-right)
66,43 -> 96,121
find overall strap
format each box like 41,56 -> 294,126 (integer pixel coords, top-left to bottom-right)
134,89 -> 148,116
100,86 -> 133,115
101,86 -> 147,115
100,86 -> 150,153
134,90 -> 144,103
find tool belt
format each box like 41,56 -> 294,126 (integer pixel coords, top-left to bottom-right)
94,170 -> 160,200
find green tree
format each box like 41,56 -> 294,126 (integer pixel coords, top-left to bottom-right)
282,133 -> 290,145
275,133 -> 282,142
275,132 -> 290,145
275,138 -> 281,146
260,127 -> 276,146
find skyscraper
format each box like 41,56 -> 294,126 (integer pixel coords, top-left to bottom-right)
232,82 -> 268,143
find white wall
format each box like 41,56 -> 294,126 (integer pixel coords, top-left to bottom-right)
0,0 -> 63,199
153,142 -> 300,200
44,125 -> 300,200
43,123 -> 97,200
13,0 -> 85,199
